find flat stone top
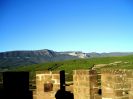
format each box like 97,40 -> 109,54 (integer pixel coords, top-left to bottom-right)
101,68 -> 133,71
36,71 -> 59,74
101,69 -> 133,75
73,69 -> 97,75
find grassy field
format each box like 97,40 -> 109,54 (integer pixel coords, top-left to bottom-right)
0,55 -> 133,90
10,55 -> 133,81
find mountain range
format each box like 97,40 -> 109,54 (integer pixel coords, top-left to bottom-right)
0,49 -> 133,68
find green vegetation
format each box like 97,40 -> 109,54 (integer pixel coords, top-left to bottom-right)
0,55 -> 132,89
8,55 -> 133,81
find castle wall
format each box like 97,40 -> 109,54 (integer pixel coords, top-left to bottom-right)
73,70 -> 101,99
35,71 -> 60,99
34,69 -> 133,99
101,69 -> 133,99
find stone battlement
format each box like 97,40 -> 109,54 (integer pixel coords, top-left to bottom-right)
35,71 -> 60,99
34,69 -> 133,99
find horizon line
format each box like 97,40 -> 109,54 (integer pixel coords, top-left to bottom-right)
0,49 -> 133,53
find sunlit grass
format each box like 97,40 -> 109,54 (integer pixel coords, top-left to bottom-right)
9,55 -> 133,81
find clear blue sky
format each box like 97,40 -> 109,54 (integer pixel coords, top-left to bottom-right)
0,0 -> 133,52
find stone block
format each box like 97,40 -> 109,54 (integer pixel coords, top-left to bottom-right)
35,71 -> 60,99
52,75 -> 60,79
94,94 -> 102,99
129,91 -> 133,99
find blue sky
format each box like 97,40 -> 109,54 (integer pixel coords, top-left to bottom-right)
0,0 -> 133,52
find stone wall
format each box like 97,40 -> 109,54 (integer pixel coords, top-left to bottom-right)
73,70 -> 101,99
35,71 -> 60,99
101,69 -> 133,99
34,69 -> 133,99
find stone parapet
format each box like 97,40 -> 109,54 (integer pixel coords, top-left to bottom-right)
73,69 -> 101,99
101,69 -> 133,99
34,69 -> 133,99
36,71 -> 60,99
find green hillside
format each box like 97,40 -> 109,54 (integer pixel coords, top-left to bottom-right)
10,55 -> 133,81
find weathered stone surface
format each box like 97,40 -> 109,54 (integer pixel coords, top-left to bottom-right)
73,69 -> 101,99
34,69 -> 133,99
35,71 -> 60,99
101,69 -> 133,99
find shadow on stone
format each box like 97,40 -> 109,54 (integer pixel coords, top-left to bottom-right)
55,70 -> 74,99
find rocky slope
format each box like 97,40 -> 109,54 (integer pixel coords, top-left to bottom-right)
0,49 -> 88,67
0,49 -> 133,68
